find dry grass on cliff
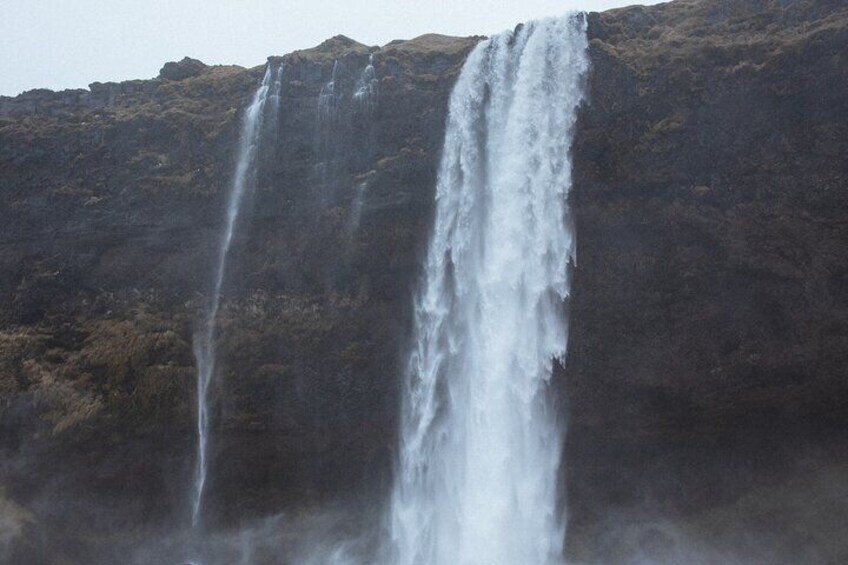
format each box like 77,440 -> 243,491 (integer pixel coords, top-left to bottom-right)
0,304 -> 194,439
595,0 -> 848,72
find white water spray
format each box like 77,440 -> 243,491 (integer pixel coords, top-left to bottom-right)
353,54 -> 378,116
390,15 -> 588,565
191,63 -> 284,527
318,60 -> 342,126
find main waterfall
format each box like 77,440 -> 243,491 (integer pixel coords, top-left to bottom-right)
191,63 -> 283,526
390,15 -> 588,565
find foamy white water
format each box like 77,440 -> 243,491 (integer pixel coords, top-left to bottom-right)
390,15 -> 588,565
192,63 -> 284,527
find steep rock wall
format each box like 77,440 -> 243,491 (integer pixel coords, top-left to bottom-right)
0,0 -> 846,562
567,1 -> 848,561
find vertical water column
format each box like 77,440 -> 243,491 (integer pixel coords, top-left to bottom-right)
314,60 -> 345,202
191,63 -> 284,527
353,54 -> 378,116
347,54 -> 380,235
314,54 -> 380,225
390,15 -> 588,565
318,60 -> 342,128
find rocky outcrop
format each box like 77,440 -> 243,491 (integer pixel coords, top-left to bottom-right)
0,0 -> 846,563
159,57 -> 208,81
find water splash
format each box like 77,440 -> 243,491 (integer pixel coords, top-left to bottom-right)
390,15 -> 588,565
191,63 -> 284,527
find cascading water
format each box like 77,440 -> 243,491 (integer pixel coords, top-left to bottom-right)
315,54 -> 379,221
353,54 -> 378,116
318,60 -> 342,127
191,63 -> 284,527
390,15 -> 588,565
346,56 -> 379,236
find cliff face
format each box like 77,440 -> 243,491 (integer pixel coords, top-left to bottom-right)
567,1 -> 848,562
1,0 -> 846,563
0,32 -> 480,561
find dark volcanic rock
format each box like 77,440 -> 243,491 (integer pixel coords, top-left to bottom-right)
0,30 -> 478,562
0,0 -> 846,563
159,57 -> 208,81
566,0 -> 848,562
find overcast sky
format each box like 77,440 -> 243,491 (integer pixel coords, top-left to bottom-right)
0,0 -> 662,96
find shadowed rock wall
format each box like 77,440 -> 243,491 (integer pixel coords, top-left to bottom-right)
567,1 -> 848,562
0,1 -> 846,562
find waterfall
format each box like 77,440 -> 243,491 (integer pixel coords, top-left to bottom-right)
390,15 -> 588,565
353,54 -> 378,116
318,60 -> 342,127
315,54 -> 379,218
191,62 -> 284,527
346,180 -> 369,236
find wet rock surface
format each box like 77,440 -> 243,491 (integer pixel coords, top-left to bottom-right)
567,0 -> 848,562
0,31 -> 477,562
0,0 -> 846,562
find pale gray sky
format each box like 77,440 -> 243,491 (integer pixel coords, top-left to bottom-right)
0,0 -> 661,96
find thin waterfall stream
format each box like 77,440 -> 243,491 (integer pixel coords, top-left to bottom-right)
353,54 -> 378,116
190,20 -> 587,562
191,63 -> 284,527
390,15 -> 589,565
